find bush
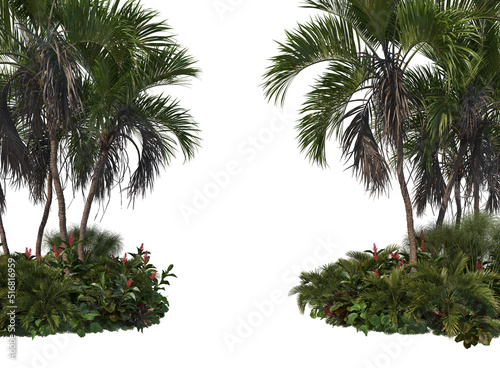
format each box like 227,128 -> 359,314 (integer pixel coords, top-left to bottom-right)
44,224 -> 123,259
0,238 -> 175,338
291,213 -> 500,348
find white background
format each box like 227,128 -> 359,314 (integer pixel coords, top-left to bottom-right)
3,0 -> 499,367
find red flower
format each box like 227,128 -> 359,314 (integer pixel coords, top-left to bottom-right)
144,251 -> 148,263
420,230 -> 426,252
151,271 -> 157,280
36,252 -> 41,258
476,261 -> 483,270
126,278 -> 132,288
397,259 -> 404,269
373,243 -> 378,262
69,233 -> 74,247
140,243 -> 144,252
123,253 -> 128,265
374,269 -> 379,278
53,245 -> 59,259
25,247 -> 32,259
390,251 -> 400,260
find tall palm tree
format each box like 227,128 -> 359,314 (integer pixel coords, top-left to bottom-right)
0,0 -> 84,254
262,0 -> 479,263
404,1 -> 500,227
58,0 -> 200,261
0,0 -> 56,255
0,0 -> 199,260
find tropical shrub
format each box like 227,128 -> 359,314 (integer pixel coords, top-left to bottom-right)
44,224 -> 124,259
0,238 -> 174,338
291,213 -> 500,348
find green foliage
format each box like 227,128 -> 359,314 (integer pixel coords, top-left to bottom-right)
44,224 -> 123,258
0,243 -> 174,337
291,213 -> 500,348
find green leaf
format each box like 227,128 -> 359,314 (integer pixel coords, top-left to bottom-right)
39,325 -> 52,336
89,322 -> 103,333
347,312 -> 358,325
370,315 -> 381,326
310,309 -> 317,319
69,318 -> 79,330
79,303 -> 89,313
83,310 -> 100,320
35,318 -> 42,327
358,325 -> 369,336
77,329 -> 86,337
381,315 -> 391,326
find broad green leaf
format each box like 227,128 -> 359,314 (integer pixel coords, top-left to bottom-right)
347,312 -> 358,325
70,318 -> 79,330
381,315 -> 391,326
90,322 -> 103,333
370,315 -> 381,326
358,325 -> 369,336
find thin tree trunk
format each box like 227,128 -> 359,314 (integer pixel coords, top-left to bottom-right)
49,133 -> 68,265
78,146 -> 109,261
473,179 -> 480,215
454,175 -> 462,227
36,172 -> 53,256
396,133 -> 417,264
0,213 -> 8,255
436,141 -> 468,228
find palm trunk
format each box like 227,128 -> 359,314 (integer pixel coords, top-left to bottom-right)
78,147 -> 109,261
49,133 -> 68,257
436,141 -> 468,228
396,132 -> 417,264
0,213 -> 8,255
454,176 -> 462,227
36,172 -> 53,256
473,179 -> 480,215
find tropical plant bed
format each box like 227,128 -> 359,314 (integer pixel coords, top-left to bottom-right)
0,237 -> 175,338
291,214 -> 500,348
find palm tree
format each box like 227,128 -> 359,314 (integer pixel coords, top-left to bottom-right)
0,0 -> 84,255
405,64 -> 500,226
401,0 -> 500,227
0,0 -> 199,260
262,0 -> 479,263
57,0 -> 200,261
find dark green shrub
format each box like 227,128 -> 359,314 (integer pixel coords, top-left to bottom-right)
0,240 -> 174,338
291,213 -> 500,348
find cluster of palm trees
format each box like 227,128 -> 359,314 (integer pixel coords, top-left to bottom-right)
262,0 -> 500,263
0,0 -> 200,259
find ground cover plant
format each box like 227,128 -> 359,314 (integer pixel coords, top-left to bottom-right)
291,213 -> 500,348
0,236 -> 174,338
